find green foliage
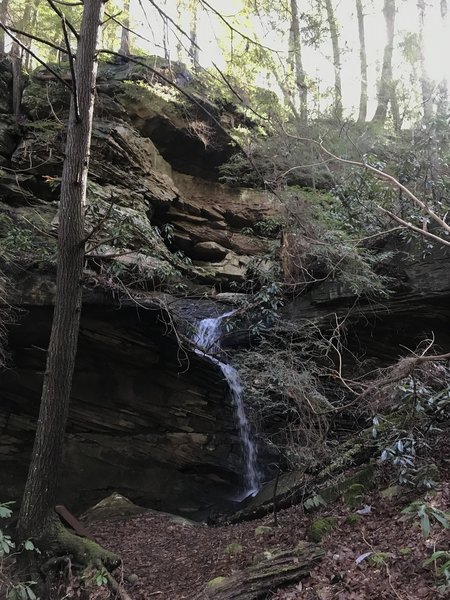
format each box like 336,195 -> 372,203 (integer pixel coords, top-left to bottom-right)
377,364 -> 450,488
402,501 -> 450,539
367,552 -> 392,568
0,502 -> 39,599
304,494 -> 326,512
6,582 -> 38,600
423,550 -> 450,594
0,212 -> 56,262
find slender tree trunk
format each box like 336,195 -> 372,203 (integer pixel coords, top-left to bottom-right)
189,0 -> 199,69
289,0 -> 308,123
437,0 -> 448,116
175,1 -> 184,62
372,0 -> 397,127
324,0 -> 343,120
356,0 -> 368,122
24,0 -> 40,71
119,0 -> 130,55
17,0 -> 106,545
417,0 -> 434,121
0,0 -> 9,53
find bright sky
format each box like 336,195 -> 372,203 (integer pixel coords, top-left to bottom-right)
128,0 -> 450,120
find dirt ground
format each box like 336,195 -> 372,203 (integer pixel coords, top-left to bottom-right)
87,469 -> 449,600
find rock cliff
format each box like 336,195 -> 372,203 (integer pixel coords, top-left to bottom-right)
0,55 -> 449,518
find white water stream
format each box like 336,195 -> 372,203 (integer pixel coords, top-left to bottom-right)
194,313 -> 261,498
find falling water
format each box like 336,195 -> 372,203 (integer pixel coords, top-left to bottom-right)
194,313 -> 261,498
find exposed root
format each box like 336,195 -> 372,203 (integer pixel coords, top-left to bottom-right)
42,521 -> 121,571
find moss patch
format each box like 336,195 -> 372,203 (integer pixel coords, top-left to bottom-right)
343,483 -> 365,508
307,516 -> 336,542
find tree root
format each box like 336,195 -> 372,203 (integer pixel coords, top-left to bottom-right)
41,521 -> 120,571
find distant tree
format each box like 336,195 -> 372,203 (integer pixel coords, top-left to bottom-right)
417,0 -> 433,121
356,0 -> 368,122
189,0 -> 199,68
437,0 -> 448,116
372,0 -> 399,128
119,0 -> 130,55
289,0 -> 308,123
323,0 -> 343,120
0,0 -> 9,53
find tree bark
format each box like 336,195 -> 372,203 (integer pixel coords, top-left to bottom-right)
324,0 -> 343,120
203,543 -> 325,599
17,0 -> 107,547
289,0 -> 308,123
372,0 -> 398,128
356,0 -> 368,122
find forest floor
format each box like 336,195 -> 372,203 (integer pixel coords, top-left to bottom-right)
83,448 -> 450,600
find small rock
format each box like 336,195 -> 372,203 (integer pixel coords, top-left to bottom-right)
126,574 -> 139,584
254,525 -> 273,536
224,542 -> 243,555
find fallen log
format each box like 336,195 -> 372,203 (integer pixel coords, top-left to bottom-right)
202,542 -> 324,599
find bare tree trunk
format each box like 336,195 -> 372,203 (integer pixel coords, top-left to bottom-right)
417,0 -> 434,121
119,0 -> 130,55
24,0 -> 40,70
289,0 -> 307,123
189,0 -> 199,69
17,0 -> 106,546
0,0 -> 9,53
10,41 -> 21,120
372,0 -> 397,127
437,0 -> 448,117
324,0 -> 343,120
356,0 -> 368,122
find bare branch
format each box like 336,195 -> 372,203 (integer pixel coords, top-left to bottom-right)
0,21 -> 72,91
286,132 -> 450,245
199,0 -> 282,53
46,0 -> 79,39
145,0 -> 201,51
5,26 -> 68,54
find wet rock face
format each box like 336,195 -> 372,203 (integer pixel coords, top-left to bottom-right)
0,304 -> 248,516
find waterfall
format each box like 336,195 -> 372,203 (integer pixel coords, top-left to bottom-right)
194,313 -> 261,498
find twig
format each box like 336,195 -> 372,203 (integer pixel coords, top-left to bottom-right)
82,195 -> 117,245
4,26 -> 68,54
46,0 -> 79,39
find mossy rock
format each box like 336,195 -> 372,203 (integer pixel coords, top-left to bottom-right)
224,542 -> 243,555
380,485 -> 403,500
318,465 -> 375,506
398,547 -> 413,556
343,483 -> 365,508
254,525 -> 273,536
207,577 -> 228,588
307,516 -> 336,542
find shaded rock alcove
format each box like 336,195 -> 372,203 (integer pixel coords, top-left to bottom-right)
0,301 -> 252,518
